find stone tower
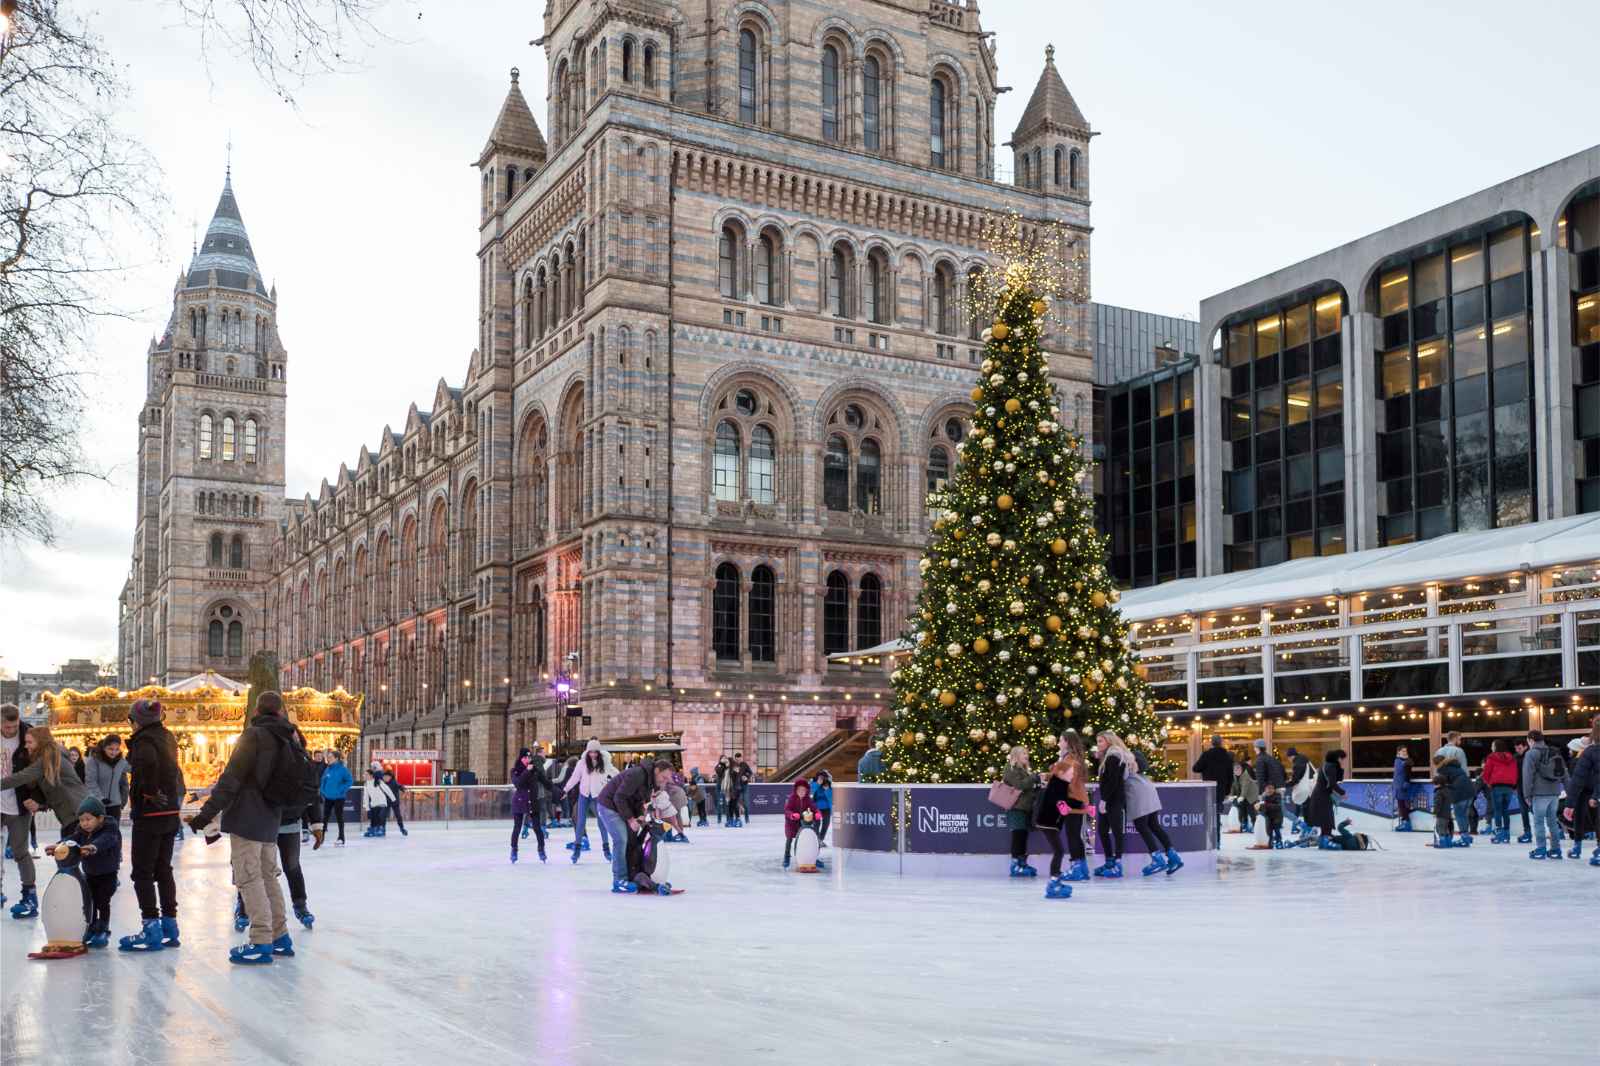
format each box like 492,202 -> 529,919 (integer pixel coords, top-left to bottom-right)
120,169 -> 289,685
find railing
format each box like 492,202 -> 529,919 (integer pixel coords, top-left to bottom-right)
196,373 -> 269,392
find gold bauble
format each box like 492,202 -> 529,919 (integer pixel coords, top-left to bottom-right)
1090,590 -> 1107,609
1011,713 -> 1030,732
901,731 -> 915,746
1046,615 -> 1063,632
938,690 -> 957,707
1050,538 -> 1067,555
1084,679 -> 1099,694
1031,299 -> 1048,316
971,386 -> 985,403
973,637 -> 991,654
1044,692 -> 1062,710
1004,398 -> 1022,415
1135,663 -> 1150,680
992,322 -> 1010,340
953,529 -> 965,541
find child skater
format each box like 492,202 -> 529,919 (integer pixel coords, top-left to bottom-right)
1431,753 -> 1461,847
782,778 -> 819,869
1258,783 -> 1285,849
363,769 -> 394,837
56,796 -> 123,948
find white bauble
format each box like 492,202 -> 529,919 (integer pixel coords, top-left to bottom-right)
995,693 -> 1008,706
946,642 -> 963,657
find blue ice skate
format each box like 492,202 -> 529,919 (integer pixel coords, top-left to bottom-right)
118,918 -> 165,952
1164,849 -> 1185,875
85,927 -> 111,949
233,898 -> 249,931
611,878 -> 638,894
1591,849 -> 1600,867
160,916 -> 180,946
294,905 -> 314,929
270,934 -> 295,957
1318,835 -> 1342,850
511,847 -> 519,864
1009,859 -> 1037,878
228,942 -> 273,965
1456,834 -> 1473,847
1569,844 -> 1583,859
1517,832 -> 1532,844
1061,859 -> 1090,882
1529,846 -> 1548,859
1044,877 -> 1073,899
1435,834 -> 1454,848
9,886 -> 37,919
1140,852 -> 1168,877
1548,845 -> 1563,859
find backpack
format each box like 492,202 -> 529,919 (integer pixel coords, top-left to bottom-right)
1534,746 -> 1566,785
261,730 -> 318,809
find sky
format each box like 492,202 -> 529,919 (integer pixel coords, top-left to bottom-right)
2,0 -> 1597,680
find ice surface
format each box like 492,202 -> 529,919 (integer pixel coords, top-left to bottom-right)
3,821 -> 1597,1066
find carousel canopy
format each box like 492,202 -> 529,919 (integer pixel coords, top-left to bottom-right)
165,671 -> 251,694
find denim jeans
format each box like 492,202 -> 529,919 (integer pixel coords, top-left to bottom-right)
574,793 -> 612,854
596,805 -> 630,883
1452,798 -> 1473,836
1531,795 -> 1561,849
1490,785 -> 1514,834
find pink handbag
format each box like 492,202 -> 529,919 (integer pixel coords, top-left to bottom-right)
988,780 -> 1022,810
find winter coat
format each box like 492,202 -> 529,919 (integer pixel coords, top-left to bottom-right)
60,819 -> 123,878
1391,756 -> 1413,791
1124,765 -> 1163,821
363,777 -> 396,812
1481,751 -> 1518,788
125,722 -> 184,831
1254,752 -> 1286,792
1097,750 -> 1128,808
319,760 -> 354,801
1230,770 -> 1260,807
0,743 -> 91,828
1522,743 -> 1565,798
731,761 -> 753,795
1434,762 -> 1470,806
190,713 -> 298,844
1305,757 -> 1347,834
856,748 -> 885,782
1567,743 -> 1600,804
811,780 -> 833,811
1192,746 -> 1235,803
564,754 -> 613,798
1001,764 -> 1038,832
598,763 -> 655,820
85,752 -> 130,808
1035,775 -> 1071,829
783,781 -> 819,840
1435,744 -> 1469,772
512,759 -> 550,816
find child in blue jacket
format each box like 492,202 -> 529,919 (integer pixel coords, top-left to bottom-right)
55,795 -> 123,948
810,771 -> 834,845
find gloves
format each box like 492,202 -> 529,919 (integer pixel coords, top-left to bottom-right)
1056,801 -> 1070,816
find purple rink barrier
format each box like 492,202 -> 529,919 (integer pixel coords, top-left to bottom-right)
824,782 -> 1218,878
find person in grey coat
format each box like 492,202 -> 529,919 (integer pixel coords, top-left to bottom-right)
1520,730 -> 1565,858
0,727 -> 91,830
86,735 -> 131,820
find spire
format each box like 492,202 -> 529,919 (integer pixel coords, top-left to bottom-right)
186,165 -> 264,292
478,66 -> 546,166
1012,43 -> 1090,143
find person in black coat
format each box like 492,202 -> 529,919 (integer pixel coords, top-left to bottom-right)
382,771 -> 408,836
1286,747 -> 1311,823
1306,749 -> 1348,842
509,749 -> 550,862
121,700 -> 185,948
1192,735 -> 1235,848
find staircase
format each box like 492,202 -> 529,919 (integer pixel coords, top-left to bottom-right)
770,729 -> 872,783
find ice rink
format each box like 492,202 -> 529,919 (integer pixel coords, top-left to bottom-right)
2,819 -> 1596,1066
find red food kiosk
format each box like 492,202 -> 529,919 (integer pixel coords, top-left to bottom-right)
370,749 -> 438,787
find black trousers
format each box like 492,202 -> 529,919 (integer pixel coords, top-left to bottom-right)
130,822 -> 177,920
817,810 -> 831,843
1133,813 -> 1173,854
1009,827 -> 1030,861
1045,815 -> 1089,876
388,800 -> 406,833
323,798 -> 346,841
1097,801 -> 1125,859
511,812 -> 546,852
84,871 -> 117,931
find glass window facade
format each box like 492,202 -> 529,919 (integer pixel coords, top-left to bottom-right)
1221,289 -> 1346,571
1374,221 -> 1535,544
1568,191 -> 1600,511
1098,363 -> 1198,586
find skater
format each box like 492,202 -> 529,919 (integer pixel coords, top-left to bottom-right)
1563,726 -> 1600,862
564,739 -> 615,863
363,769 -> 394,836
1125,741 -> 1182,876
1259,783 -> 1285,848
1482,740 -> 1518,843
782,778 -> 819,868
1436,731 -> 1469,771
1092,731 -> 1133,878
119,699 -> 184,949
2,705 -> 42,920
86,735 -> 130,822
1392,746 -> 1414,829
1040,741 -> 1092,894
1229,761 -> 1259,834
712,756 -> 729,823
1305,749 -> 1348,847
999,745 -> 1040,876
383,771 -> 409,836
1251,738 -> 1286,797
1192,735 -> 1235,848
1,724 -> 91,921
856,744 -> 886,784
1286,746 -> 1311,828
1431,754 -> 1466,847
320,751 -> 354,845
596,758 -> 676,892
236,729 -> 323,932
510,748 -> 549,863
66,746 -> 87,783
811,770 -> 834,845
729,752 -> 753,825
688,769 -> 709,827
1522,730 -> 1566,859
187,690 -> 305,965
54,795 -> 122,948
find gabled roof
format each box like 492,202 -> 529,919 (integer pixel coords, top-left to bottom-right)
1012,44 -> 1090,143
187,168 -> 265,292
479,67 -> 547,166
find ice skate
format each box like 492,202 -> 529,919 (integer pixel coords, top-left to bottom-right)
1009,859 -> 1037,878
1044,877 -> 1073,899
294,905 -> 315,929
160,917 -> 181,946
1568,844 -> 1582,859
1529,846 -> 1548,859
611,877 -> 637,894
511,846 -> 519,863
538,846 -> 547,862
1517,833 -> 1532,844
1061,859 -> 1090,882
1140,852 -> 1168,877
1164,849 -> 1184,875
1091,861 -> 1112,877
1590,850 -> 1600,867
271,934 -> 295,956
1548,845 -> 1563,859
1456,833 -> 1472,847
784,853 -> 791,868
9,886 -> 37,919
1102,859 -> 1123,878
569,844 -> 580,865
228,942 -> 273,965
1319,835 -> 1342,850
118,918 -> 165,952
233,897 -> 249,931
84,926 -> 111,949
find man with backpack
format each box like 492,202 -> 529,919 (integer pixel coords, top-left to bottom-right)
1521,730 -> 1566,860
187,690 -> 308,965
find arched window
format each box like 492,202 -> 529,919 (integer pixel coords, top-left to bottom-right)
718,224 -> 740,299
712,562 -> 741,660
1069,148 -> 1081,190
713,421 -> 740,501
864,250 -> 888,324
242,418 -> 257,462
622,39 -> 634,83
828,243 -> 850,317
208,532 -> 223,566
857,573 -> 882,648
823,571 -> 850,654
1019,154 -> 1031,188
863,55 -> 882,150
927,446 -> 950,494
227,620 -> 244,658
1053,146 -> 1063,186
754,230 -> 780,305
933,264 -> 954,335
748,425 -> 776,504
749,565 -> 776,662
929,77 -> 947,168
222,416 -> 235,461
820,44 -> 841,142
643,44 -> 656,91
199,414 -> 213,459
738,28 -> 759,124
229,534 -> 244,569
823,434 -> 850,511
506,165 -> 518,200
208,620 -> 224,657
856,438 -> 881,513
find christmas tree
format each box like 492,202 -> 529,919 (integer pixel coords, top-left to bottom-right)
879,261 -> 1173,784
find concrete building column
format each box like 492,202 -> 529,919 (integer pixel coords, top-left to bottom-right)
1345,310 -> 1379,552
1534,245 -> 1576,519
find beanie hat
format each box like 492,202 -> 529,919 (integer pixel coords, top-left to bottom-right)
130,699 -> 163,726
77,795 -> 106,818
585,738 -> 602,754
1253,738 -> 1267,750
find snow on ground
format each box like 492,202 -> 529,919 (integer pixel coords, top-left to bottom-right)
2,820 -> 1596,1066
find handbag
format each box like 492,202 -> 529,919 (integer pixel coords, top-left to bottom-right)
1291,766 -> 1317,806
988,780 -> 1022,811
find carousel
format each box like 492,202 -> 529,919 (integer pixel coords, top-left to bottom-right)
42,672 -> 362,789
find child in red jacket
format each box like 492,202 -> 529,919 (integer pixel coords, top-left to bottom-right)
1482,739 -> 1520,843
782,778 -> 819,868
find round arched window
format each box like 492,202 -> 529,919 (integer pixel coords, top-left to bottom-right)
844,404 -> 865,430
735,389 -> 758,416
944,417 -> 966,443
